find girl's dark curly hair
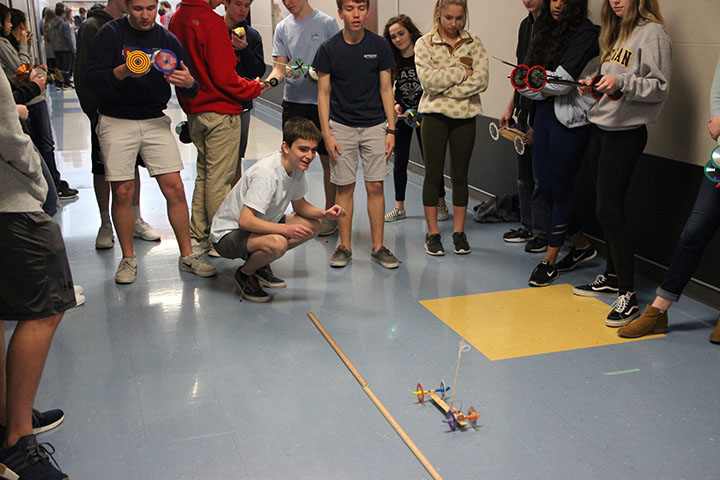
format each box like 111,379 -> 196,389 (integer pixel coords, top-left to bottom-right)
526,0 -> 589,70
383,15 -> 423,81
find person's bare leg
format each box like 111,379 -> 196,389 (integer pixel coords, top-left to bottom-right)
285,213 -> 321,249
425,206 -> 439,235
336,183 -> 355,249
365,180 -> 385,252
93,174 -> 110,213
320,154 -> 336,209
155,172 -> 192,257
544,246 -> 560,264
651,296 -> 673,312
4,313 -> 63,448
111,180 -> 136,258
132,167 -> 142,207
241,235 -> 288,275
453,205 -> 466,233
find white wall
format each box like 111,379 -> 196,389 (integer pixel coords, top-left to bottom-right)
252,0 -> 720,166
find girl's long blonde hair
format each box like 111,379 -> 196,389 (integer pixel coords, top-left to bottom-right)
430,0 -> 469,34
600,0 -> 665,61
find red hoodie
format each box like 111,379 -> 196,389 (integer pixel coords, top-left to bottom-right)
169,0 -> 261,114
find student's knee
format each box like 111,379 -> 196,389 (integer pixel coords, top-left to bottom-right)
264,234 -> 289,258
112,181 -> 135,204
159,175 -> 187,203
365,181 -> 383,196
308,218 -> 322,235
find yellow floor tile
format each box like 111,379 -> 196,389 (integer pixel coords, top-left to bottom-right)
420,284 -> 664,361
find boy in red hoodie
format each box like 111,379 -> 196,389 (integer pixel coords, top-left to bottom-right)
170,0 -> 269,256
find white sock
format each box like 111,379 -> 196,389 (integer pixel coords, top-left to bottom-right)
133,205 -> 141,221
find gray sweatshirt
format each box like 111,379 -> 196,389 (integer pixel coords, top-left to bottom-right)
0,73 -> 47,213
588,21 -> 671,131
49,16 -> 75,54
0,37 -> 45,106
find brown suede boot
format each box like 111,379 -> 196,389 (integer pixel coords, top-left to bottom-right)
617,304 -> 668,338
710,315 -> 720,344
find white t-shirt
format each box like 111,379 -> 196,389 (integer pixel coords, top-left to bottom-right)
210,152 -> 308,243
272,9 -> 339,104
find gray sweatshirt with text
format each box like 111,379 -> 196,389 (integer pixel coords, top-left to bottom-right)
588,21 -> 671,131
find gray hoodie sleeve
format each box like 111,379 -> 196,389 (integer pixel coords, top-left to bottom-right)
0,37 -> 32,80
614,25 -> 672,104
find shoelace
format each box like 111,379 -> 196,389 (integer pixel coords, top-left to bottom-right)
610,293 -> 630,313
24,441 -> 62,470
589,275 -> 607,287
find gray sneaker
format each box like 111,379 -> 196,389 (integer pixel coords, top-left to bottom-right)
115,257 -> 137,284
371,246 -> 399,269
384,207 -> 406,223
95,223 -> 114,249
191,238 -> 211,255
437,204 -> 450,221
179,254 -> 217,277
330,245 -> 352,267
319,219 -> 339,236
133,218 -> 161,241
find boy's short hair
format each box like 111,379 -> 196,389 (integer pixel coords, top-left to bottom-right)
283,117 -> 321,147
336,0 -> 370,9
54,2 -> 65,16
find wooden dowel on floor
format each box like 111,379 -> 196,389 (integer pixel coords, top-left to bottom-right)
308,313 -> 443,480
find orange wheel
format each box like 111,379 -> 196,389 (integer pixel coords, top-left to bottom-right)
126,50 -> 151,75
416,383 -> 424,404
467,406 -> 479,427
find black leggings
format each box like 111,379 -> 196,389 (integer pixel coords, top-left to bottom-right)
589,125 -> 648,292
420,113 -> 476,207
393,121 -> 445,202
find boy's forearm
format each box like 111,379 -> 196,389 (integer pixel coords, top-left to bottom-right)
238,207 -> 286,235
380,70 -> 395,129
317,75 -> 331,136
293,199 -> 324,219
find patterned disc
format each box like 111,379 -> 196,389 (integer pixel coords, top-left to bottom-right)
126,50 -> 151,74
152,50 -> 178,73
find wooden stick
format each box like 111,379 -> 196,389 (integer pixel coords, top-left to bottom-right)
308,313 -> 443,480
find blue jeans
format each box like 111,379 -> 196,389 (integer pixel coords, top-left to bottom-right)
516,117 -> 551,239
532,100 -> 590,248
28,101 -> 60,188
657,177 -> 720,302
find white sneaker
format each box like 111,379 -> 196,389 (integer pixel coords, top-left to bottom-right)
384,207 -> 406,223
437,204 -> 450,221
208,246 -> 221,258
74,285 -> 85,307
115,258 -> 138,284
133,218 -> 161,241
179,254 -> 217,277
95,223 -> 114,249
191,238 -> 211,255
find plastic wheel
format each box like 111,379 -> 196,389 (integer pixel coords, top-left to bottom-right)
445,410 -> 458,431
514,136 -> 525,155
416,383 -> 424,404
511,65 -> 529,90
467,406 -> 479,427
489,122 -> 500,141
527,65 -> 547,92
439,380 -> 447,400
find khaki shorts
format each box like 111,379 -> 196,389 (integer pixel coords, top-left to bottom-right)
329,120 -> 388,186
97,114 -> 184,181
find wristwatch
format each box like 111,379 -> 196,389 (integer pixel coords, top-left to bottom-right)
385,128 -> 396,135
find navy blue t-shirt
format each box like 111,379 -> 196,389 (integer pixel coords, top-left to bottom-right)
87,17 -> 198,120
312,30 -> 394,127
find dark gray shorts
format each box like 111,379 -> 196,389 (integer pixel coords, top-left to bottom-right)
0,212 -> 76,320
213,215 -> 286,261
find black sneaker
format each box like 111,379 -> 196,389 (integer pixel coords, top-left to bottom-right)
56,181 -> 78,200
425,233 -> 445,256
31,409 -> 64,435
555,245 -> 597,272
0,434 -> 68,480
234,268 -> 270,303
524,236 -> 548,253
606,291 -> 640,327
503,228 -> 532,243
255,265 -> 286,288
572,274 -> 619,297
452,232 -> 470,254
528,259 -> 558,287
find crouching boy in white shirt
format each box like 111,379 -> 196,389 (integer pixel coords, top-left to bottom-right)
210,117 -> 346,302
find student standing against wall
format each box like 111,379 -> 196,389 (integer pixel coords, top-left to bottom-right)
616,52 -> 720,344
573,0 -> 671,327
415,0 -> 488,256
499,0 -> 551,254
382,14 -> 449,224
